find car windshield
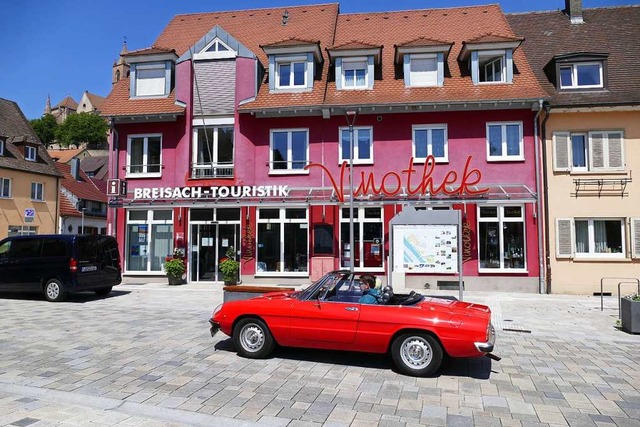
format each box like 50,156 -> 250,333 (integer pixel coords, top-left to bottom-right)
295,271 -> 357,301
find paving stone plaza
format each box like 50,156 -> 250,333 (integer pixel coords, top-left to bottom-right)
0,282 -> 638,426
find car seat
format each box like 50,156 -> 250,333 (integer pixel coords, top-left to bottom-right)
378,286 -> 394,304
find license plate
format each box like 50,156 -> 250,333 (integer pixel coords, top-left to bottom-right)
81,265 -> 98,272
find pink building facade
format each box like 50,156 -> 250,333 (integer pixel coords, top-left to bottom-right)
102,4 -> 547,291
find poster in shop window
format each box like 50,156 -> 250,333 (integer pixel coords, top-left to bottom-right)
393,224 -> 458,273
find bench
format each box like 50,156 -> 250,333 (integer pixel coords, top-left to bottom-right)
223,285 -> 296,303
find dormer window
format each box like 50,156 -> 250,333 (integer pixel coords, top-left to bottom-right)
342,58 -> 368,89
192,37 -> 236,60
277,57 -> 307,88
459,35 -> 523,85
262,39 -> 322,93
559,62 -> 603,89
0,139 -> 4,156
125,48 -> 177,99
395,39 -> 452,88
328,42 -> 381,91
25,145 -> 37,162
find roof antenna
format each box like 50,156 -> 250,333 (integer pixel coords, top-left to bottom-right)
282,10 -> 289,26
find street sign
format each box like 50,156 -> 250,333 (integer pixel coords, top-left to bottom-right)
24,208 -> 35,223
107,179 -> 121,196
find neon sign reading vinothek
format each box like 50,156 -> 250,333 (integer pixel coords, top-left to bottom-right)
305,155 -> 488,203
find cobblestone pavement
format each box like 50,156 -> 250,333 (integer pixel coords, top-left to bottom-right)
0,282 -> 638,427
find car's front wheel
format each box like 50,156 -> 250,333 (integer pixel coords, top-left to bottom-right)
233,318 -> 275,359
43,279 -> 67,302
391,332 -> 443,377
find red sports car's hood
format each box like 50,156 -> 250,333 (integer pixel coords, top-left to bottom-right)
251,291 -> 297,300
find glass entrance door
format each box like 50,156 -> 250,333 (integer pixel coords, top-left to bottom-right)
190,223 -> 239,282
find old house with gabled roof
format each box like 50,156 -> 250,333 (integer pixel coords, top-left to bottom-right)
102,3 -> 549,290
508,1 -> 640,294
55,159 -> 107,235
0,98 -> 62,238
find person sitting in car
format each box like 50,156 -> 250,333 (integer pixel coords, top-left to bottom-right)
358,274 -> 380,304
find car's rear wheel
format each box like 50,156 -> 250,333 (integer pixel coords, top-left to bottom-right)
43,279 -> 67,302
94,286 -> 113,296
391,332 -> 443,377
233,318 -> 275,359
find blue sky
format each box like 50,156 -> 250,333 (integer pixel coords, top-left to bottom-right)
1,0 -> 632,120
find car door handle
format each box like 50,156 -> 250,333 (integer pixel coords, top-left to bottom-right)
344,306 -> 358,311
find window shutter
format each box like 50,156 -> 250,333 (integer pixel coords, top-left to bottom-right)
590,132 -> 605,169
631,218 -> 640,259
553,132 -> 571,171
607,132 -> 624,170
556,218 -> 574,258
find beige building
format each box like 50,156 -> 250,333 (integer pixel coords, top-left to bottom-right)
0,98 -> 61,238
509,2 -> 640,294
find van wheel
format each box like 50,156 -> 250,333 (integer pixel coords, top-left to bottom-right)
95,287 -> 112,296
44,279 -> 67,302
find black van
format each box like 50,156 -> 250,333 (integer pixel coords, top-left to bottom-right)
0,234 -> 122,302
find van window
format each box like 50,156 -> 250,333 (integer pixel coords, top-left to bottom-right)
77,237 -> 99,262
0,241 -> 10,255
42,238 -> 68,257
10,239 -> 42,258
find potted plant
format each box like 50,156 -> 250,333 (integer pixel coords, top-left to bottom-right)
621,293 -> 640,334
219,246 -> 240,285
164,258 -> 185,286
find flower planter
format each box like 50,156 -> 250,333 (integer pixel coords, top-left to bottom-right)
168,274 -> 183,286
621,297 -> 640,334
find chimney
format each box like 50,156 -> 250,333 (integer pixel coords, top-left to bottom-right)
71,158 -> 81,180
565,0 -> 584,24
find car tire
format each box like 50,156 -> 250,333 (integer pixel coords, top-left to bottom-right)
391,332 -> 443,377
43,279 -> 67,302
94,287 -> 113,296
232,318 -> 275,359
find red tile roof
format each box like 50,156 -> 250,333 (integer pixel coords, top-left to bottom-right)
103,3 -> 546,116
100,79 -> 184,117
124,47 -> 176,56
396,37 -> 453,48
55,162 -> 107,203
47,148 -> 86,164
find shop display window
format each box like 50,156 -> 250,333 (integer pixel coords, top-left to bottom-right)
478,205 -> 526,271
340,207 -> 383,270
257,207 -> 308,274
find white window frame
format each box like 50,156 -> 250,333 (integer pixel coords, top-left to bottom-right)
553,131 -> 624,172
193,38 -> 236,60
25,145 -> 37,162
559,62 -> 603,89
191,124 -> 235,178
126,134 -> 162,178
486,122 -> 524,161
477,205 -> 527,273
340,206 -> 385,272
409,54 -> 438,87
275,57 -> 307,89
478,50 -> 506,84
31,182 -> 44,201
339,126 -> 373,165
573,218 -> 625,259
269,128 -> 309,175
134,63 -> 167,97
125,209 -> 174,274
412,124 -> 449,163
0,177 -> 11,198
341,57 -> 368,89
256,207 -> 309,277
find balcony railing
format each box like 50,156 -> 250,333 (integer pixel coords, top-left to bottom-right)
191,162 -> 234,179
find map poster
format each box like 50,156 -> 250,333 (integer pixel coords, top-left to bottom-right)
393,224 -> 459,274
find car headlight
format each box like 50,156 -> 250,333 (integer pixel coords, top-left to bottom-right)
211,303 -> 223,319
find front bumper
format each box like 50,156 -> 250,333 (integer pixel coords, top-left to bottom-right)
474,323 -> 496,353
209,319 -> 220,337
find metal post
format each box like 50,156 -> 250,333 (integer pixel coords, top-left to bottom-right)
345,110 -> 358,272
81,208 -> 86,234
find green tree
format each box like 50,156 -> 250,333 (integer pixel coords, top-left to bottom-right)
30,114 -> 58,147
55,112 -> 109,149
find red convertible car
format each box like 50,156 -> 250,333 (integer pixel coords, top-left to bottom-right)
209,270 -> 496,376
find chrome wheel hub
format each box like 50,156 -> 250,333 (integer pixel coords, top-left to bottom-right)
240,324 -> 264,352
400,337 -> 432,369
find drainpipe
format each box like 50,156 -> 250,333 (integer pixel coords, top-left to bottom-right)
533,99 -> 545,294
109,119 -> 119,239
541,105 -> 552,294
